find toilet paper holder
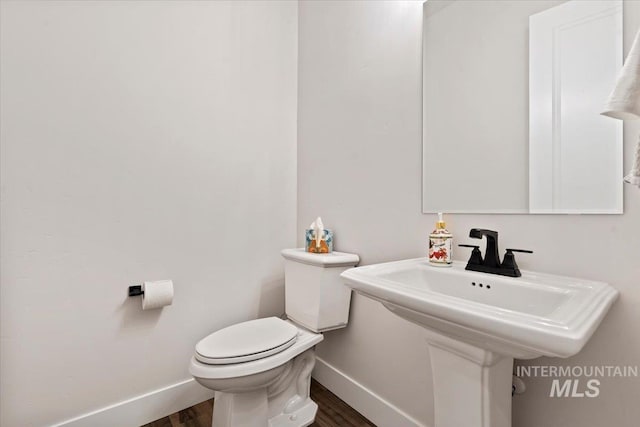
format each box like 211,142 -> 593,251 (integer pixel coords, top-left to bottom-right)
128,285 -> 144,297
128,280 -> 174,310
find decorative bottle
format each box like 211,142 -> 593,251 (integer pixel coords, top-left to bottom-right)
429,213 -> 452,267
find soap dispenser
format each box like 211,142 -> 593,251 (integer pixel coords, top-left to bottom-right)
429,213 -> 452,267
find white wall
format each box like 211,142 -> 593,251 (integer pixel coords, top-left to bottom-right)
299,1 -> 640,426
0,1 -> 297,426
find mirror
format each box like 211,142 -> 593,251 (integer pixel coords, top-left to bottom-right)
422,0 -> 623,214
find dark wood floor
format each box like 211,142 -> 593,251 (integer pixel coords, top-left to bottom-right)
142,379 -> 375,427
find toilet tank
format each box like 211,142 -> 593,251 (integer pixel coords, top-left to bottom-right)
281,249 -> 359,333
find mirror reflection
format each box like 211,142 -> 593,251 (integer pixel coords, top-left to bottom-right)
422,0 -> 623,214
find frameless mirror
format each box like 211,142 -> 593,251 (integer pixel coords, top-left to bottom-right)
422,0 -> 623,214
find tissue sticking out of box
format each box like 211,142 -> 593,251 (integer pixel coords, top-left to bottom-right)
306,217 -> 333,253
311,217 -> 324,249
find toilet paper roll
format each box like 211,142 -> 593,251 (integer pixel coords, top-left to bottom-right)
141,280 -> 174,310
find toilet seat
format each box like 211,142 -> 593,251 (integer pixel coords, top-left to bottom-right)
195,317 -> 298,365
190,320 -> 323,380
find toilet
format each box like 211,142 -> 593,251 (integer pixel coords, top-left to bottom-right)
189,248 -> 359,427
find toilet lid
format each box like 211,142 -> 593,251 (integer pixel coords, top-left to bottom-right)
195,317 -> 298,365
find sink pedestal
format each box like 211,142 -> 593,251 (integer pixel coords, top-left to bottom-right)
425,330 -> 513,427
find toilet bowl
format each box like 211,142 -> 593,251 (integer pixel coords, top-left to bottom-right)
189,249 -> 359,427
190,318 -> 323,427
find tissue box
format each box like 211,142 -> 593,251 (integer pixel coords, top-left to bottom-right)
305,229 -> 334,253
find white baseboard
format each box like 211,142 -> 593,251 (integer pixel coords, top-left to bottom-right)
51,359 -> 424,427
312,357 -> 428,427
50,378 -> 215,427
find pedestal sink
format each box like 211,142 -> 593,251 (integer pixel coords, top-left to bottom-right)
341,259 -> 618,427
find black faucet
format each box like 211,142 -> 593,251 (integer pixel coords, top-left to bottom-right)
469,229 -> 500,268
458,229 -> 532,277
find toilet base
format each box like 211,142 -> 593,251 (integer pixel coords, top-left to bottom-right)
211,393 -> 317,427
207,348 -> 318,427
213,389 -> 269,427
268,399 -> 317,427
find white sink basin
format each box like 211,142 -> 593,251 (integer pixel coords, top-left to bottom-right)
341,258 -> 618,427
342,259 -> 618,359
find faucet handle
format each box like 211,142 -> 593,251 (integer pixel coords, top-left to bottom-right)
458,244 -> 483,266
505,248 -> 533,254
501,249 -> 532,277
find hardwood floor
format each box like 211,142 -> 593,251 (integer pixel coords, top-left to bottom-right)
142,379 -> 375,427
142,400 -> 213,427
310,380 -> 375,427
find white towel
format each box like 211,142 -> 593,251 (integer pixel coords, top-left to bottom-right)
602,29 -> 640,120
602,29 -> 640,187
625,134 -> 640,186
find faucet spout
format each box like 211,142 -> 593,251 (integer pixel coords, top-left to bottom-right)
469,229 -> 500,268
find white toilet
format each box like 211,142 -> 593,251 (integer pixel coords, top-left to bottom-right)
189,248 -> 359,427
